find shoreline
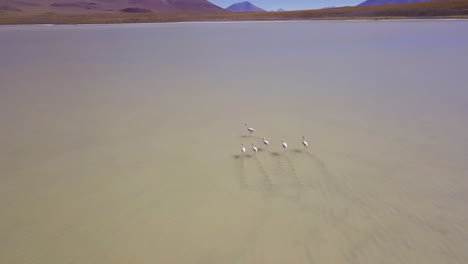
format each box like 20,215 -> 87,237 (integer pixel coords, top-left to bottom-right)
1,17 -> 468,27
1,16 -> 467,26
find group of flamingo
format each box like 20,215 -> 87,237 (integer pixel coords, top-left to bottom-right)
241,123 -> 308,153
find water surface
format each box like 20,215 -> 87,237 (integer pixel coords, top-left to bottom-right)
1,20 -> 468,264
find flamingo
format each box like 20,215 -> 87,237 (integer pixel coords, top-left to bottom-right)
244,123 -> 255,135
262,137 -> 269,148
282,139 -> 288,150
302,136 -> 309,149
252,143 -> 258,153
241,144 -> 246,153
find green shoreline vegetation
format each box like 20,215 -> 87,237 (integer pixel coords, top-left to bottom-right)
1,0 -> 468,24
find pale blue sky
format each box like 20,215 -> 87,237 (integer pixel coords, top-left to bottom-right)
209,0 -> 363,10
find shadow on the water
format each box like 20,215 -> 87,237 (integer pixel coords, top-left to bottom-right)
270,152 -> 280,157
233,154 -> 252,159
241,135 -> 260,139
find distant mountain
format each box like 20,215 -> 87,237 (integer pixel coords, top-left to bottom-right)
276,8 -> 285,11
358,0 -> 442,6
0,0 -> 226,13
226,1 -> 266,12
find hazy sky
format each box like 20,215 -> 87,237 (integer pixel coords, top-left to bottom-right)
209,0 -> 363,10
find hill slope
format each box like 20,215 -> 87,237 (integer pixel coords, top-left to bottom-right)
226,1 -> 266,12
0,0 -> 226,13
358,0 -> 442,7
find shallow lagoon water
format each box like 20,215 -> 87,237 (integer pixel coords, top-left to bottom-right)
1,20 -> 468,263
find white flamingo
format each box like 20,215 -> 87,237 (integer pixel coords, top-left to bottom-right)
302,136 -> 309,149
262,137 -> 269,148
252,143 -> 258,153
244,123 -> 255,135
241,144 -> 246,153
282,139 -> 288,150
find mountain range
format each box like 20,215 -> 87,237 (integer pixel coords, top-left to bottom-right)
0,0 -> 226,13
226,1 -> 265,12
0,0 -> 455,15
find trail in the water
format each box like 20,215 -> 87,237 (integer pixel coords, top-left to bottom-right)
200,155 -> 273,264
282,152 -> 305,189
301,150 -> 369,210
276,152 -> 305,203
253,155 -> 273,194
267,151 -> 297,202
269,151 -> 284,175
297,150 -> 338,199
296,150 -> 410,249
236,150 -> 315,209
286,149 -> 346,219
229,187 -> 273,264
229,152 -> 275,263
229,150 -> 385,263
233,154 -> 252,189
238,156 -> 248,189
303,151 -> 333,178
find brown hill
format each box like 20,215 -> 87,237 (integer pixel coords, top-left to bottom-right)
226,1 -> 266,12
0,0 -> 225,14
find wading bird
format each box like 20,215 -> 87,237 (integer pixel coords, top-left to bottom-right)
244,123 -> 255,135
282,140 -> 288,150
262,137 -> 269,148
241,144 -> 246,153
302,136 -> 309,149
252,143 -> 258,153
